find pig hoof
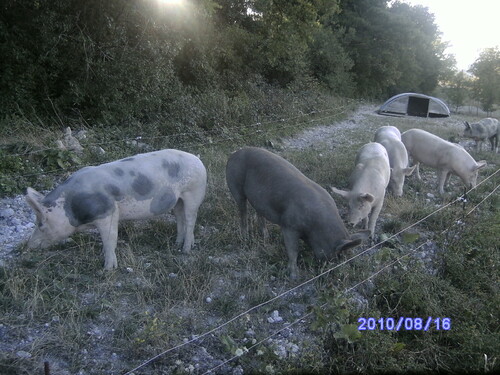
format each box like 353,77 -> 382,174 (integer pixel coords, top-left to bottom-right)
104,260 -> 118,270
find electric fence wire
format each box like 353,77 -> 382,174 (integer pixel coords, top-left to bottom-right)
122,169 -> 499,374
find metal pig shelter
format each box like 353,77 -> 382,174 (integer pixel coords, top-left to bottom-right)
378,93 -> 450,118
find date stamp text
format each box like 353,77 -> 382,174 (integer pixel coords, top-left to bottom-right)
358,317 -> 451,331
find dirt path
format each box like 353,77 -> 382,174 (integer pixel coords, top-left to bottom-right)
283,104 -> 472,151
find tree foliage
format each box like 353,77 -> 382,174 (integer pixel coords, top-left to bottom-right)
444,70 -> 472,113
469,47 -> 500,114
0,0 -> 458,124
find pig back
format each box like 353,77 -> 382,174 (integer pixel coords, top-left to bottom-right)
226,147 -> 346,233
401,129 -> 446,165
374,126 -> 402,142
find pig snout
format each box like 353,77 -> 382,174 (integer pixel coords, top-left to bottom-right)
347,212 -> 364,228
313,248 -> 335,262
27,227 -> 65,249
27,232 -> 51,249
393,188 -> 404,197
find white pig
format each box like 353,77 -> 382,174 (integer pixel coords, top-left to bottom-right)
26,149 -> 207,270
401,129 -> 486,195
374,126 -> 416,196
331,142 -> 390,237
463,118 -> 499,153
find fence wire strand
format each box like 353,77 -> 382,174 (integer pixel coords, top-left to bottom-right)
201,240 -> 432,375
5,106 -> 351,180
122,170 -> 499,374
3,103 -> 497,374
2,105 -> 353,158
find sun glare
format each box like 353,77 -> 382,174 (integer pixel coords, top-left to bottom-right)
158,0 -> 185,5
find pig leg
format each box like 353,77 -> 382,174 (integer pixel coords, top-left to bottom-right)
413,162 -> 421,180
444,171 -> 452,189
173,199 -> 186,248
436,169 -> 449,195
361,216 -> 369,230
180,191 -> 203,252
368,200 -> 383,237
227,181 -> 248,237
258,215 -> 269,241
488,136 -> 495,152
282,228 -> 300,279
236,199 -> 248,238
182,188 -> 205,252
94,209 -> 120,270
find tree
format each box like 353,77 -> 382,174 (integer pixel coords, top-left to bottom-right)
444,70 -> 472,113
250,0 -> 325,86
328,0 -> 451,98
469,47 -> 500,114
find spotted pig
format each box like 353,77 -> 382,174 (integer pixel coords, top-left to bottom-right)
26,149 -> 207,270
463,118 -> 499,153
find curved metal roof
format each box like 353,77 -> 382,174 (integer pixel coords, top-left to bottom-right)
378,92 -> 450,118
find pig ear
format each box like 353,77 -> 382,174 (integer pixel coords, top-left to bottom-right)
404,165 -> 417,176
359,193 -> 374,203
26,187 -> 45,216
464,121 -> 470,129
330,186 -> 350,199
350,229 -> 371,242
336,238 -> 363,253
475,160 -> 487,170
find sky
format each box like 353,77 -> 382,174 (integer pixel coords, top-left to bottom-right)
401,0 -> 499,71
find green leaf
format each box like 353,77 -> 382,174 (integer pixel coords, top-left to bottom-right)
334,324 -> 362,344
402,232 -> 420,244
391,342 -> 406,352
72,155 -> 82,164
376,247 -> 393,262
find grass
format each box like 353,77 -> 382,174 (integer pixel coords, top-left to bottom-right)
0,101 -> 499,374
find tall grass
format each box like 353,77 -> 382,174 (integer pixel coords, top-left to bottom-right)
1,102 -> 499,374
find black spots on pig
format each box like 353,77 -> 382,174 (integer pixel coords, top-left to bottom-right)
150,187 -> 177,215
42,195 -> 57,208
129,171 -> 136,177
120,157 -> 135,162
114,168 -> 124,177
105,184 -> 123,200
132,173 -> 154,197
162,159 -> 181,179
43,188 -> 63,208
65,192 -> 113,226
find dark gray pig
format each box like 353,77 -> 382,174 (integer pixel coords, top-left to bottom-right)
226,147 -> 370,279
26,149 -> 207,270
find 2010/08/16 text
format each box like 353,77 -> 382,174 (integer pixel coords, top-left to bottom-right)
358,317 -> 451,331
